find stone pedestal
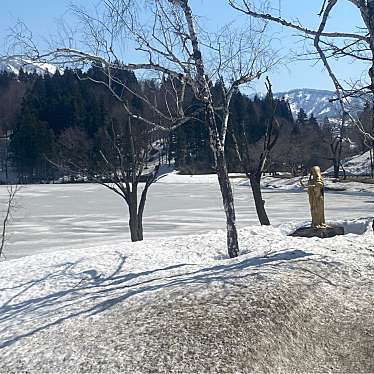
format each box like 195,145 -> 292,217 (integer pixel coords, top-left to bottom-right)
290,226 -> 344,238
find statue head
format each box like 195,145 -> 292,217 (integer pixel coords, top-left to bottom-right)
309,165 -> 322,180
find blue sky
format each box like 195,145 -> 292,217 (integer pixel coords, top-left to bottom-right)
0,0 -> 368,93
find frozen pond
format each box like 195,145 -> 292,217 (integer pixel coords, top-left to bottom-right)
1,181 -> 373,259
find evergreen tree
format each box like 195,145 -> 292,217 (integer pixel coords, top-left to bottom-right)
296,108 -> 308,125
10,108 -> 54,181
308,113 -> 319,128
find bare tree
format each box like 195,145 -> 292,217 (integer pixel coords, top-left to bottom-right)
6,0 -> 277,257
54,111 -> 161,242
231,78 -> 280,225
229,0 -> 374,176
321,121 -> 350,179
0,185 -> 20,259
358,103 -> 374,176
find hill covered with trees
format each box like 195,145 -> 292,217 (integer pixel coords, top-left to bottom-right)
0,68 -> 364,183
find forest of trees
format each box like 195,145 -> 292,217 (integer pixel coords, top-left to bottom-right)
0,68 -> 362,184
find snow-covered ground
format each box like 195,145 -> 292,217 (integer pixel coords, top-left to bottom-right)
1,178 -> 374,260
257,174 -> 374,193
324,150 -> 373,176
0,175 -> 373,372
1,217 -> 373,372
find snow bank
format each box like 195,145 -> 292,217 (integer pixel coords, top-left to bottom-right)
157,171 -> 374,194
325,150 -> 373,176
156,171 -> 245,184
252,175 -> 374,193
1,219 -> 373,372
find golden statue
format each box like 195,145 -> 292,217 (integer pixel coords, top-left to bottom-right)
308,166 -> 326,228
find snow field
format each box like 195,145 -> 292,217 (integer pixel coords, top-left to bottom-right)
0,177 -> 373,260
0,217 -> 373,372
0,170 -> 373,372
324,150 -> 374,176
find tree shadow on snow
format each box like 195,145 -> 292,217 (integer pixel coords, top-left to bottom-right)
0,249 -> 316,349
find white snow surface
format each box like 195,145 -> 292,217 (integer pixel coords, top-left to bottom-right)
0,173 -> 373,371
324,150 -> 373,176
1,217 -> 373,372
160,171 -> 374,193
1,177 -> 373,260
157,171 -> 244,184
257,175 -> 374,193
0,57 -> 59,75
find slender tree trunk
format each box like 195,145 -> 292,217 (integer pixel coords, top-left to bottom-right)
367,2 -> 374,179
330,138 -> 342,179
180,0 -> 240,258
333,159 -> 340,179
249,174 -> 270,225
207,112 -> 239,258
361,3 -> 374,179
215,148 -> 239,258
340,161 -> 347,180
230,129 -> 272,227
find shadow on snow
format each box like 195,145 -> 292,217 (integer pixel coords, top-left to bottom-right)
0,249 -> 314,349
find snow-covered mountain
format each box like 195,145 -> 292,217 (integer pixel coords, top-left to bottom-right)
274,88 -> 364,119
0,57 -> 58,76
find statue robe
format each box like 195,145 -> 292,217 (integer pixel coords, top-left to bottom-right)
308,176 -> 325,228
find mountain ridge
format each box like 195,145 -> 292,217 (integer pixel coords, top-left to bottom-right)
274,88 -> 364,119
0,57 -> 59,76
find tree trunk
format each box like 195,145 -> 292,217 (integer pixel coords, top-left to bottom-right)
340,161 -> 347,180
213,140 -> 240,258
333,160 -> 339,179
204,102 -> 239,258
129,207 -> 143,242
249,175 -> 270,225
128,189 -> 143,242
367,2 -> 374,179
180,0 -> 240,258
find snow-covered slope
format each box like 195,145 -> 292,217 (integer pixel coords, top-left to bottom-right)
324,150 -> 373,176
0,57 -> 58,75
274,88 -> 364,119
0,218 -> 373,372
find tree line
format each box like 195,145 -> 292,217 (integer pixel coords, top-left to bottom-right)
2,65 -> 368,186
0,68 -> 353,183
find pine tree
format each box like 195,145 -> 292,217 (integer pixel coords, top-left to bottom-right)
296,108 -> 308,125
10,108 -> 54,182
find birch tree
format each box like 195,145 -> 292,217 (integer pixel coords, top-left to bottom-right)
7,0 -> 276,257
0,185 -> 20,259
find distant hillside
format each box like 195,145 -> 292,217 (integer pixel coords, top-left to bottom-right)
0,57 -> 58,75
274,88 -> 364,119
324,150 -> 373,176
